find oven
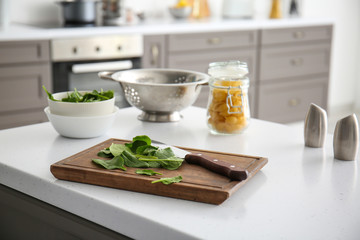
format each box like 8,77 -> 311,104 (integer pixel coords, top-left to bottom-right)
51,34 -> 143,108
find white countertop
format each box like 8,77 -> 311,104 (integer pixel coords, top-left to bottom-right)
0,18 -> 334,41
0,106 -> 359,240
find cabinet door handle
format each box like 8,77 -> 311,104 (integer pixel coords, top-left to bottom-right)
151,44 -> 159,66
72,46 -> 78,54
288,98 -> 301,107
293,31 -> 305,39
290,58 -> 303,66
207,37 -> 221,45
72,60 -> 133,73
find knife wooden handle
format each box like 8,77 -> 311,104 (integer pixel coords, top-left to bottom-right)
184,153 -> 248,181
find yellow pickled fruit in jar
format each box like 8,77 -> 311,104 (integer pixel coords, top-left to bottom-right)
219,80 -> 241,87
214,102 -> 228,113
213,112 -> 225,123
229,96 -> 243,108
212,88 -> 227,102
213,121 -> 227,132
228,88 -> 242,96
208,79 -> 248,133
225,115 -> 238,125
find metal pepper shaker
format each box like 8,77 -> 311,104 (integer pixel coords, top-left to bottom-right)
333,114 -> 359,161
304,103 -> 327,148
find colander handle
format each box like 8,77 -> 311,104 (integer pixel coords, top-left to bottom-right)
98,71 -> 115,81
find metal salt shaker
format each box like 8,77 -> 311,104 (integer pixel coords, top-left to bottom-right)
333,114 -> 359,161
304,103 -> 327,148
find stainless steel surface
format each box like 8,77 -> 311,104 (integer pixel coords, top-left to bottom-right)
58,0 -> 101,24
333,114 -> 359,161
98,69 -> 209,122
304,103 -> 327,147
51,35 -> 143,62
138,111 -> 182,122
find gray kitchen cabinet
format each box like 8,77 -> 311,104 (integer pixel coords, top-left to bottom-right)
140,25 -> 332,123
257,77 -> 328,123
259,42 -> 331,82
261,25 -> 332,45
256,25 -> 332,123
0,40 -> 50,64
165,30 -> 258,113
142,35 -> 166,68
0,40 -> 51,130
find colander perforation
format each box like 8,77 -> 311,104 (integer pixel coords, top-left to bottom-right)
124,86 -> 141,108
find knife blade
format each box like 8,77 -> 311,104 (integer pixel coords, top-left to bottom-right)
153,142 -> 248,181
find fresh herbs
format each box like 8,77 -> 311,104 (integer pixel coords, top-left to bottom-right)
92,156 -> 126,171
43,85 -> 114,103
135,169 -> 162,176
152,176 -> 183,185
92,135 -> 184,170
92,135 -> 183,185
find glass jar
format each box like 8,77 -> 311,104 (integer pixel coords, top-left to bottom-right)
206,61 -> 250,135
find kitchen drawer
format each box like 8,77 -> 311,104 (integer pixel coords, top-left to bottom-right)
167,48 -> 257,79
257,77 -> 328,123
259,42 -> 331,81
0,108 -> 47,130
0,40 -> 50,64
0,63 -> 51,112
168,30 -> 257,52
261,25 -> 332,45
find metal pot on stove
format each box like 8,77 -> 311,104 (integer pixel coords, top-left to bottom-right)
57,0 -> 101,24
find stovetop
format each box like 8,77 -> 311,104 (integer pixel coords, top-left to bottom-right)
30,22 -> 122,29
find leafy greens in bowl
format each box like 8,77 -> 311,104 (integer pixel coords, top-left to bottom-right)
43,86 -> 114,103
43,86 -> 115,117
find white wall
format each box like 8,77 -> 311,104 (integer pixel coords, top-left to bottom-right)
9,0 -> 61,24
302,0 -> 360,113
7,0 -> 360,113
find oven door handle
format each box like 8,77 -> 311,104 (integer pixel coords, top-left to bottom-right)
71,60 -> 133,74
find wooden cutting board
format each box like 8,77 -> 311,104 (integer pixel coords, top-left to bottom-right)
50,138 -> 268,205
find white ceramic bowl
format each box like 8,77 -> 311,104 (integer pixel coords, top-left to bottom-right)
48,91 -> 115,117
45,106 -> 119,138
169,6 -> 192,19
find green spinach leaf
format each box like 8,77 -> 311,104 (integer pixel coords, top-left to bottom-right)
151,176 -> 183,185
135,169 -> 162,176
93,135 -> 184,171
43,86 -> 114,102
125,135 -> 152,153
42,85 -> 57,101
109,143 -> 128,157
97,148 -> 112,158
92,155 -> 126,171
122,149 -> 152,168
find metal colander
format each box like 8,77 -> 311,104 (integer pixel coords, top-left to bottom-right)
98,69 -> 209,122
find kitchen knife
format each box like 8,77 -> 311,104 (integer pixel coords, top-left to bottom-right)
153,142 -> 248,181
